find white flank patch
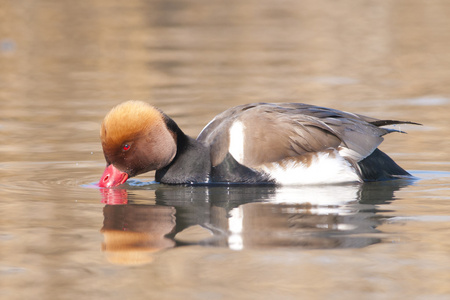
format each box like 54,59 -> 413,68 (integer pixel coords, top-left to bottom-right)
271,185 -> 360,208
260,150 -> 362,185
228,120 -> 245,164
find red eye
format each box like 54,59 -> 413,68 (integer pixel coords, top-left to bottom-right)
123,144 -> 131,151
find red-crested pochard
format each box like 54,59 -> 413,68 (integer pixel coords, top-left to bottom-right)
99,101 -> 417,187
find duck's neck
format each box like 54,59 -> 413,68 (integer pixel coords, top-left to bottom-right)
155,130 -> 211,184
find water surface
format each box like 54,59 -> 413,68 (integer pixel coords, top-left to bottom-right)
1,0 -> 450,299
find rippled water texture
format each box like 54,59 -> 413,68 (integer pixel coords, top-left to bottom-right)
1,1 -> 450,299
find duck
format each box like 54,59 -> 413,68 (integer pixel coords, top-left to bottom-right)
98,101 -> 418,187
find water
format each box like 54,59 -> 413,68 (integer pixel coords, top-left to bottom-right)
1,0 -> 450,299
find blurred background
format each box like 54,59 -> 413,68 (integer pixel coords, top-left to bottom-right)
1,0 -> 449,167
1,1 -> 449,299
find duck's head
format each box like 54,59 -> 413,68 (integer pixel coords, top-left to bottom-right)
99,101 -> 177,188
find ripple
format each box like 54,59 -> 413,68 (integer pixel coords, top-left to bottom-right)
388,216 -> 450,223
410,170 -> 450,180
0,161 -> 104,200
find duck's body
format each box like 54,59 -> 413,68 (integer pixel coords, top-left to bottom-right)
99,101 -> 416,187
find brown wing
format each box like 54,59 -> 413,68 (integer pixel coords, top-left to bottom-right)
197,103 -> 408,168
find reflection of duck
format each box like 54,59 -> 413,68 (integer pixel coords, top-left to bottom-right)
100,178 -> 413,264
99,101 -> 418,187
101,204 -> 176,265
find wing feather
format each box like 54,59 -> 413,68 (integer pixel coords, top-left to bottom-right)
197,103 -> 415,168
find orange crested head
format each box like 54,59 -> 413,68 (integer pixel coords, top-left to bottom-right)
100,100 -> 164,150
99,100 -> 178,187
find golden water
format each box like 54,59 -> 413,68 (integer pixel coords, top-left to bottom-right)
1,1 -> 450,299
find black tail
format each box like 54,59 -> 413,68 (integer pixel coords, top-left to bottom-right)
369,120 -> 421,127
358,148 -> 411,181
369,120 -> 422,135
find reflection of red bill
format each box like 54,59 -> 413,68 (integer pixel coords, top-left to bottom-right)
100,188 -> 128,205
